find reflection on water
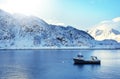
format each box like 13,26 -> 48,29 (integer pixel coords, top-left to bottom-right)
0,66 -> 28,79
0,49 -> 120,79
74,64 -> 101,69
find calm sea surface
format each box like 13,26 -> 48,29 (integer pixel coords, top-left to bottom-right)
0,49 -> 120,79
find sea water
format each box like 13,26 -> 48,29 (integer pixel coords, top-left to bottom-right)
0,49 -> 120,79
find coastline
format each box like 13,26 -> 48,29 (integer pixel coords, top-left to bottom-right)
0,47 -> 120,50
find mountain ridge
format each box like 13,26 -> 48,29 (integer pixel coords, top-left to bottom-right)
0,9 -> 120,49
0,9 -> 96,48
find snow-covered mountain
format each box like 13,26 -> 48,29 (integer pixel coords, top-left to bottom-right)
0,9 -> 96,49
88,25 -> 120,42
0,9 -> 120,49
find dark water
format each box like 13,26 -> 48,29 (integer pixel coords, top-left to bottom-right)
0,49 -> 120,79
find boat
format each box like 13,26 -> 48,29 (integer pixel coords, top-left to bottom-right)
73,53 -> 101,64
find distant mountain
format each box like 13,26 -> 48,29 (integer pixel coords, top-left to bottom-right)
88,25 -> 120,42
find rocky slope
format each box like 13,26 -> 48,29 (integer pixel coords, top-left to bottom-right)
0,9 -> 120,49
0,9 -> 96,49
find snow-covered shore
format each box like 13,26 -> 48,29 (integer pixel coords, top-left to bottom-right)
0,46 -> 120,50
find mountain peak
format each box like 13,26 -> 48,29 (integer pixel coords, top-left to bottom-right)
0,9 -> 4,12
0,9 -> 96,48
0,9 -> 6,14
88,26 -> 120,42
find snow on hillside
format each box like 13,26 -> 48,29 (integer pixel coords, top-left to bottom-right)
0,9 -> 120,49
0,9 -> 96,49
88,25 -> 120,42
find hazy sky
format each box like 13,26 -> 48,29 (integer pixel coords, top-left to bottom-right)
0,0 -> 120,30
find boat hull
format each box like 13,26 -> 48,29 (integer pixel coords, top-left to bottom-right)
73,58 -> 101,64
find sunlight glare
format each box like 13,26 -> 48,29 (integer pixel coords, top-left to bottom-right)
0,0 -> 52,15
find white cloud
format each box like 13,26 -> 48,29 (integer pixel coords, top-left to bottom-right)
94,17 -> 120,31
55,23 -> 65,26
45,19 -> 65,26
100,20 -> 112,24
112,17 -> 120,22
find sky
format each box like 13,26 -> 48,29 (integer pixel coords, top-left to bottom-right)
0,0 -> 120,30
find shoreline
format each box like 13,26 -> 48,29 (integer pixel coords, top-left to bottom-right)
0,47 -> 120,50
